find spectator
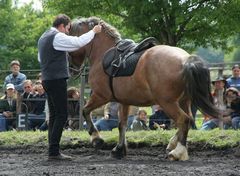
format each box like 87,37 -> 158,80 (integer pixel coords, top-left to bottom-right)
225,87 -> 240,129
200,76 -> 229,130
226,64 -> 240,91
127,106 -> 139,130
94,102 -> 119,131
0,83 -> 17,131
149,105 -> 171,130
66,87 -> 81,130
21,79 -> 35,113
130,109 -> 149,131
4,60 -> 26,93
28,83 -> 47,130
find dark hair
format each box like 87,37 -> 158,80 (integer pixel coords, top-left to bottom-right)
231,96 -> 240,112
67,87 -> 79,98
52,14 -> 71,28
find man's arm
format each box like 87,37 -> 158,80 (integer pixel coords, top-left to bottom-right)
53,25 -> 102,52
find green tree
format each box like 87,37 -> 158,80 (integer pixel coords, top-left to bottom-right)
43,0 -> 240,51
0,1 -> 54,70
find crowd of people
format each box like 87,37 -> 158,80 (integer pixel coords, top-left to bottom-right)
1,59 -> 240,132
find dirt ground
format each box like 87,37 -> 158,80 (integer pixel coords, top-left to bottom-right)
0,144 -> 240,176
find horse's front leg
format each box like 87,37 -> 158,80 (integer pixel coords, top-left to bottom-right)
111,104 -> 129,159
83,95 -> 108,149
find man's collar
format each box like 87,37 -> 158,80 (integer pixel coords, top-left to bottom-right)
51,27 -> 59,32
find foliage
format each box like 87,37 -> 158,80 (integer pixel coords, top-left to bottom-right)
43,0 -> 240,51
0,1 -> 54,70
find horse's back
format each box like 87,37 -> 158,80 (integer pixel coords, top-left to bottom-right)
113,45 -> 190,105
144,45 -> 189,64
137,45 -> 190,78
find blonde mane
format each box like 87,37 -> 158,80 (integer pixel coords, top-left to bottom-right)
70,16 -> 121,43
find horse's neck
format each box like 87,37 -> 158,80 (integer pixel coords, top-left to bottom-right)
89,36 -> 116,66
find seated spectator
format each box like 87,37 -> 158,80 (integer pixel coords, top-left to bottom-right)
226,64 -> 240,91
4,60 -> 26,93
149,105 -> 171,130
28,83 -> 47,130
21,79 -> 35,113
94,102 -> 119,131
200,76 -> 229,130
130,109 -> 149,131
225,87 -> 240,129
127,106 -> 139,130
66,87 -> 81,130
0,83 -> 17,131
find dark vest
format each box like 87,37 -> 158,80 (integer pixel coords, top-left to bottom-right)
38,29 -> 69,81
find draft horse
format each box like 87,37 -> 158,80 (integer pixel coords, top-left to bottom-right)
69,17 -> 218,161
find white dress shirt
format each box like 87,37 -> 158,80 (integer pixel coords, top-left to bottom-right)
38,27 -> 95,62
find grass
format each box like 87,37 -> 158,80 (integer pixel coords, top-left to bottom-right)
0,129 -> 239,149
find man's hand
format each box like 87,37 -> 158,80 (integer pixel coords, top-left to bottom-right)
104,114 -> 109,120
93,24 -> 102,34
3,111 -> 13,118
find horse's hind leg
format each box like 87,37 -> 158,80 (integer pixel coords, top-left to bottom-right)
111,104 -> 129,159
160,102 -> 190,161
166,99 -> 192,153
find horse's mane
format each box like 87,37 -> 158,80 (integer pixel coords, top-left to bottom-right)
70,16 -> 121,42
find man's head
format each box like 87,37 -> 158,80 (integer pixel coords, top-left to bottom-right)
53,14 -> 71,34
10,60 -> 20,75
231,64 -> 240,78
23,79 -> 33,93
212,76 -> 226,90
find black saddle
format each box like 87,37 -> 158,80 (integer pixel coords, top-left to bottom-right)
103,37 -> 158,77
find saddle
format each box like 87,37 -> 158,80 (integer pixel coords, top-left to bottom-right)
102,37 -> 158,77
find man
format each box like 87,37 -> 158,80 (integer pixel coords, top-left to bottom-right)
226,64 -> 240,91
0,83 -> 17,131
94,102 -> 119,131
21,79 -> 35,113
38,14 -> 101,160
4,60 -> 26,93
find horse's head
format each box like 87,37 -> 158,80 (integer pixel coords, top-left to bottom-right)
69,17 -> 121,68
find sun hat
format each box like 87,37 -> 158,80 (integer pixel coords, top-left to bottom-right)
211,76 -> 226,85
10,60 -> 20,67
226,87 -> 239,94
6,83 -> 15,90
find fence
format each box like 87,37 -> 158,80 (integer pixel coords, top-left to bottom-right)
0,62 -> 239,131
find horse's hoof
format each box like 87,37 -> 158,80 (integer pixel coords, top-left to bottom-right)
92,137 -> 104,149
168,153 -> 178,161
111,146 -> 126,159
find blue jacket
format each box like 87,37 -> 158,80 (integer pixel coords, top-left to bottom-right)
4,73 -> 26,92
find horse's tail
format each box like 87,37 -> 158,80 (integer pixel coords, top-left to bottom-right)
182,55 -> 219,118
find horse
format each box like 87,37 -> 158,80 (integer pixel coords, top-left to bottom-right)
69,16 -> 219,161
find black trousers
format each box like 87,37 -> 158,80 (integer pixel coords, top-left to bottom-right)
42,79 -> 68,156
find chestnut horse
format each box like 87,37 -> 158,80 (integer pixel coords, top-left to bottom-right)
69,17 -> 218,161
